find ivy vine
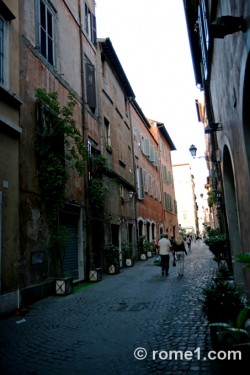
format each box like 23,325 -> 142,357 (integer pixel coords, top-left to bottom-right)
35,88 -> 87,276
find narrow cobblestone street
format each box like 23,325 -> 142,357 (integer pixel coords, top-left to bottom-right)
0,242 -> 235,374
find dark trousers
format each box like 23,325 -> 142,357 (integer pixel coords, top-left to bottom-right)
160,254 -> 170,275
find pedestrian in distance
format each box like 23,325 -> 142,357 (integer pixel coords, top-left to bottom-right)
172,234 -> 187,276
158,233 -> 172,277
187,235 -> 192,252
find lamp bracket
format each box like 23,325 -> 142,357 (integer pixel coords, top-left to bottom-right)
210,16 -> 247,39
204,122 -> 223,134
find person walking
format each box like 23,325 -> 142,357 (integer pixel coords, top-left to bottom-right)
158,234 -> 172,276
172,235 -> 187,276
187,235 -> 192,252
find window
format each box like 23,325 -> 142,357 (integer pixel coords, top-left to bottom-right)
0,4 -> 14,88
84,2 -> 97,46
104,117 -> 111,149
39,0 -> 55,66
136,167 -> 144,200
198,2 -> 209,80
0,17 -> 4,84
85,61 -> 96,110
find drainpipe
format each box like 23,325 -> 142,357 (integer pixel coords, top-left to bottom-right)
128,98 -> 139,259
0,192 -> 2,293
78,0 -> 91,279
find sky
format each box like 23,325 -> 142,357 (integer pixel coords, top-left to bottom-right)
95,0 -> 208,185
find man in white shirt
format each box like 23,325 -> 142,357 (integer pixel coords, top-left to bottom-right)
158,234 -> 172,276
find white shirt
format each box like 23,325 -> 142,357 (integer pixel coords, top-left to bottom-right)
158,237 -> 172,255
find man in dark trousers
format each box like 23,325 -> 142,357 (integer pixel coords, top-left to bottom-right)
158,234 -> 172,276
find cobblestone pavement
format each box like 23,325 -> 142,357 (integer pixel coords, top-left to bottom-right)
0,241 -> 240,374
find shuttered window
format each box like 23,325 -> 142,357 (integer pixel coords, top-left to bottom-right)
136,167 -> 144,200
143,138 -> 150,156
39,0 -> 55,66
86,62 -> 96,109
0,17 -> 4,84
84,2 -> 97,47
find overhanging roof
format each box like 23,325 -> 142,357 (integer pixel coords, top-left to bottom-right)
182,0 -> 202,87
157,123 -> 176,151
98,38 -> 135,98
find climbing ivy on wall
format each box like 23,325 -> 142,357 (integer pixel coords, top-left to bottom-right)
35,88 -> 87,276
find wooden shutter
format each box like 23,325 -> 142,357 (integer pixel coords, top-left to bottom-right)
144,138 -> 150,156
92,14 -> 97,46
86,62 -> 96,109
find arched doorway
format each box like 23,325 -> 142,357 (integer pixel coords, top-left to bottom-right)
242,52 -> 250,171
223,146 -> 245,288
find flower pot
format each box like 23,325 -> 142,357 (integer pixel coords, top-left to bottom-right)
108,264 -> 120,274
216,328 -> 249,350
89,268 -> 102,282
147,251 -> 153,258
55,277 -> 73,296
209,323 -> 231,349
140,253 -> 147,261
125,259 -> 134,267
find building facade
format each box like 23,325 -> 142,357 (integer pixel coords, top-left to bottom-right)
183,0 -> 250,294
0,0 -> 178,314
172,163 -> 198,235
0,0 -> 22,314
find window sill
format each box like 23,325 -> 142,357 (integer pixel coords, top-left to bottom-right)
0,85 -> 22,108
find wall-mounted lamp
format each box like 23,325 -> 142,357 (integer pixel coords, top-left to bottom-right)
189,144 -> 218,163
128,191 -> 136,200
121,191 -> 137,204
189,144 -> 197,158
210,16 -> 247,39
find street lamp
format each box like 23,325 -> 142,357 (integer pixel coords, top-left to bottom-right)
128,191 -> 136,200
189,144 -> 218,163
189,144 -> 198,158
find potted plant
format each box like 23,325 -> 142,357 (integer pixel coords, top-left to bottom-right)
234,252 -> 250,269
138,236 -> 147,260
203,228 -> 231,270
144,239 -> 154,258
201,279 -> 247,325
213,263 -> 234,282
104,242 -> 120,274
122,241 -> 134,267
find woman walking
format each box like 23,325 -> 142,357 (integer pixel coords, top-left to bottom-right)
172,235 -> 187,276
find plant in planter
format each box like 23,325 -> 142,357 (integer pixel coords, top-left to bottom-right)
201,279 -> 247,325
104,242 -> 120,274
122,241 -> 134,267
234,252 -> 250,269
144,240 -> 154,258
88,155 -> 110,220
138,236 -> 147,260
214,263 -> 234,281
203,228 -> 231,270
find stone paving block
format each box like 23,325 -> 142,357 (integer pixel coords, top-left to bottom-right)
0,242 -> 227,374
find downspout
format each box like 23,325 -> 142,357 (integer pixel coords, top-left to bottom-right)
128,98 -> 139,259
78,0 -> 90,279
0,192 -> 2,293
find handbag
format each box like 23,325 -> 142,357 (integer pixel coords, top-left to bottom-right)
154,255 -> 161,266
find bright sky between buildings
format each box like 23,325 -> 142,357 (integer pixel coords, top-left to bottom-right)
95,0 -> 208,182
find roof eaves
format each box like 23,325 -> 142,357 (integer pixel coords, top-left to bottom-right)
157,123 -> 176,151
98,38 -> 135,98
